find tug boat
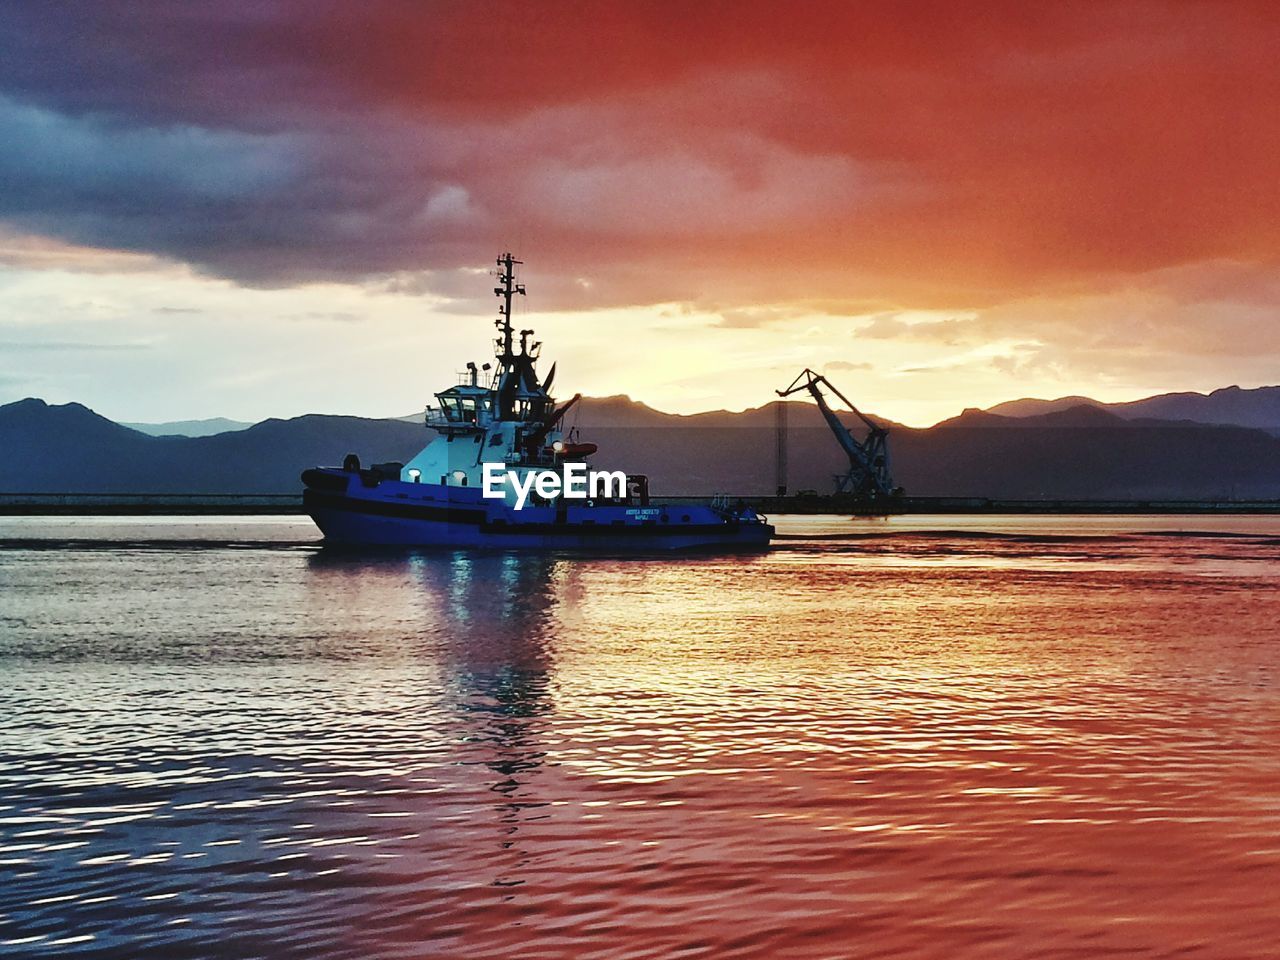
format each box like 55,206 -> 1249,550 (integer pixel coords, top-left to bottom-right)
301,253 -> 773,551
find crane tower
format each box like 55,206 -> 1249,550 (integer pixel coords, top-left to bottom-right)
776,369 -> 898,500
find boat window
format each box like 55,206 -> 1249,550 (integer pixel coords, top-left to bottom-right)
436,396 -> 483,423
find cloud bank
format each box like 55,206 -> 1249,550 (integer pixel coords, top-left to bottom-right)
1,1 -> 1278,419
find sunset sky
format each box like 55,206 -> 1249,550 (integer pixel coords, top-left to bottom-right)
1,1 -> 1278,425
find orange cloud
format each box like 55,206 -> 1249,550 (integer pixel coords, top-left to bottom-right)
1,1 -> 1276,305
1,0 -> 1279,419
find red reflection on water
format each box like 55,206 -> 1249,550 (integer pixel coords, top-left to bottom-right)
2,516 -> 1278,958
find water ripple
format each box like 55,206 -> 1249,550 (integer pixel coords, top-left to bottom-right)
1,515 -> 1278,957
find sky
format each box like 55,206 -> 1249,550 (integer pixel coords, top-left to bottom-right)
0,0 -> 1278,426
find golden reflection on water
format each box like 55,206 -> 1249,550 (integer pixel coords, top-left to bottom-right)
0,516 -> 1278,956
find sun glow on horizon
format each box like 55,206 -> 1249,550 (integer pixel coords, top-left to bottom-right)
1,236 -> 1248,428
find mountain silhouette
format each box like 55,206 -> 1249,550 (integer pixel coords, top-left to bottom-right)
5,395 -> 1280,499
0,399 -> 423,494
121,417 -> 252,437
987,385 -> 1280,434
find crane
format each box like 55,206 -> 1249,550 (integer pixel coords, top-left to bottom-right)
776,369 -> 898,500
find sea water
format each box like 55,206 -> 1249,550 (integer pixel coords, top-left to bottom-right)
1,515 -> 1278,958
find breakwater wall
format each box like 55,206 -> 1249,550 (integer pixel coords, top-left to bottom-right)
0,494 -> 305,515
4,493 -> 1280,516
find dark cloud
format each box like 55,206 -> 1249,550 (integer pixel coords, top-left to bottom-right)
0,0 -> 1278,316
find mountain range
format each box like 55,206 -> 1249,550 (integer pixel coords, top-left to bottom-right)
121,417 -> 253,438
119,384 -> 1280,437
0,399 -> 424,495
6,386 -> 1280,499
986,385 -> 1280,435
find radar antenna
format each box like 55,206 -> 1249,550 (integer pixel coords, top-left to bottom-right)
493,252 -> 525,361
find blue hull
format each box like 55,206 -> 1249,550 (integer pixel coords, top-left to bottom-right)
302,470 -> 772,552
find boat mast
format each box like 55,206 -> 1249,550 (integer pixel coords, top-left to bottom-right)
494,252 -> 524,363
